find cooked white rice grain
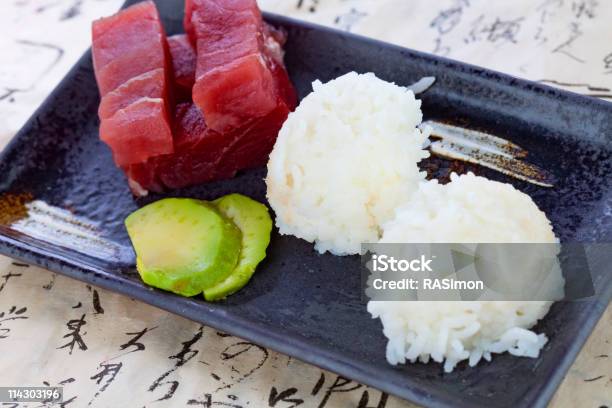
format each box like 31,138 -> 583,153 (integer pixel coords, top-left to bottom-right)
369,173 -> 558,372
266,72 -> 429,255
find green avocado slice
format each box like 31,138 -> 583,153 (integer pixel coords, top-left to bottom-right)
204,194 -> 273,301
125,198 -> 241,297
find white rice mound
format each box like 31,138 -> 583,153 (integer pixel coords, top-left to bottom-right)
368,173 -> 558,372
266,72 -> 429,255
381,172 -> 557,244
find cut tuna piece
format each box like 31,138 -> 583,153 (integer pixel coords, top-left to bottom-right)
125,103 -> 230,192
125,98 -> 291,195
95,45 -> 166,96
193,55 -> 278,132
98,69 -> 165,120
186,0 -> 296,133
167,34 -> 196,102
215,102 -> 291,177
92,2 -> 161,73
92,1 -> 169,96
95,0 -> 297,195
122,0 -> 297,195
92,0 -> 174,167
100,99 -> 173,167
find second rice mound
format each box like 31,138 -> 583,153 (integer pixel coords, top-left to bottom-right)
368,173 -> 560,372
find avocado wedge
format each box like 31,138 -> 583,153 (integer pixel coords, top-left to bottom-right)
125,198 -> 241,296
204,194 -> 273,301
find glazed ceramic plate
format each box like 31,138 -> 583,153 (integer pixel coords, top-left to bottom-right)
0,1 -> 611,407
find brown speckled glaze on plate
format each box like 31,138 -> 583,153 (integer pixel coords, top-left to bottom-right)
0,1 -> 611,407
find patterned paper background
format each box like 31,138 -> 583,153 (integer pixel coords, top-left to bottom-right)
0,1 -> 610,407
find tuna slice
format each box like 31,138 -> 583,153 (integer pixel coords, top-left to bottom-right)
100,99 -> 173,167
94,0 -> 296,195
167,34 -> 196,101
186,0 -> 297,133
92,0 -> 173,167
126,95 -> 291,193
124,0 -> 296,195
98,69 -> 165,120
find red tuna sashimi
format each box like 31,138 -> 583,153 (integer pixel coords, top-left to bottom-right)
194,56 -> 277,131
95,45 -> 166,96
125,97 -> 290,195
92,2 -> 160,72
125,104 -> 225,193
167,34 -> 196,101
215,102 -> 291,177
92,0 -> 174,167
100,99 -> 173,167
92,1 -> 168,96
98,69 -> 165,120
186,0 -> 296,133
124,3 -> 297,195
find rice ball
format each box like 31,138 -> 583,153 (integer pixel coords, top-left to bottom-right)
266,72 -> 429,255
368,173 -> 559,372
381,172 -> 557,243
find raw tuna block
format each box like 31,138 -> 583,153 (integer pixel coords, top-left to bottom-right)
126,96 -> 291,194
122,0 -> 297,195
124,3 -> 297,196
99,99 -> 173,167
98,68 -> 165,120
92,0 -> 173,166
96,0 -> 297,195
185,0 -> 295,133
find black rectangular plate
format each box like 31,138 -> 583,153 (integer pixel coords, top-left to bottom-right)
1,1 -> 611,407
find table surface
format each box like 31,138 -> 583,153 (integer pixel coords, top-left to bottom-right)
0,1 -> 610,407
